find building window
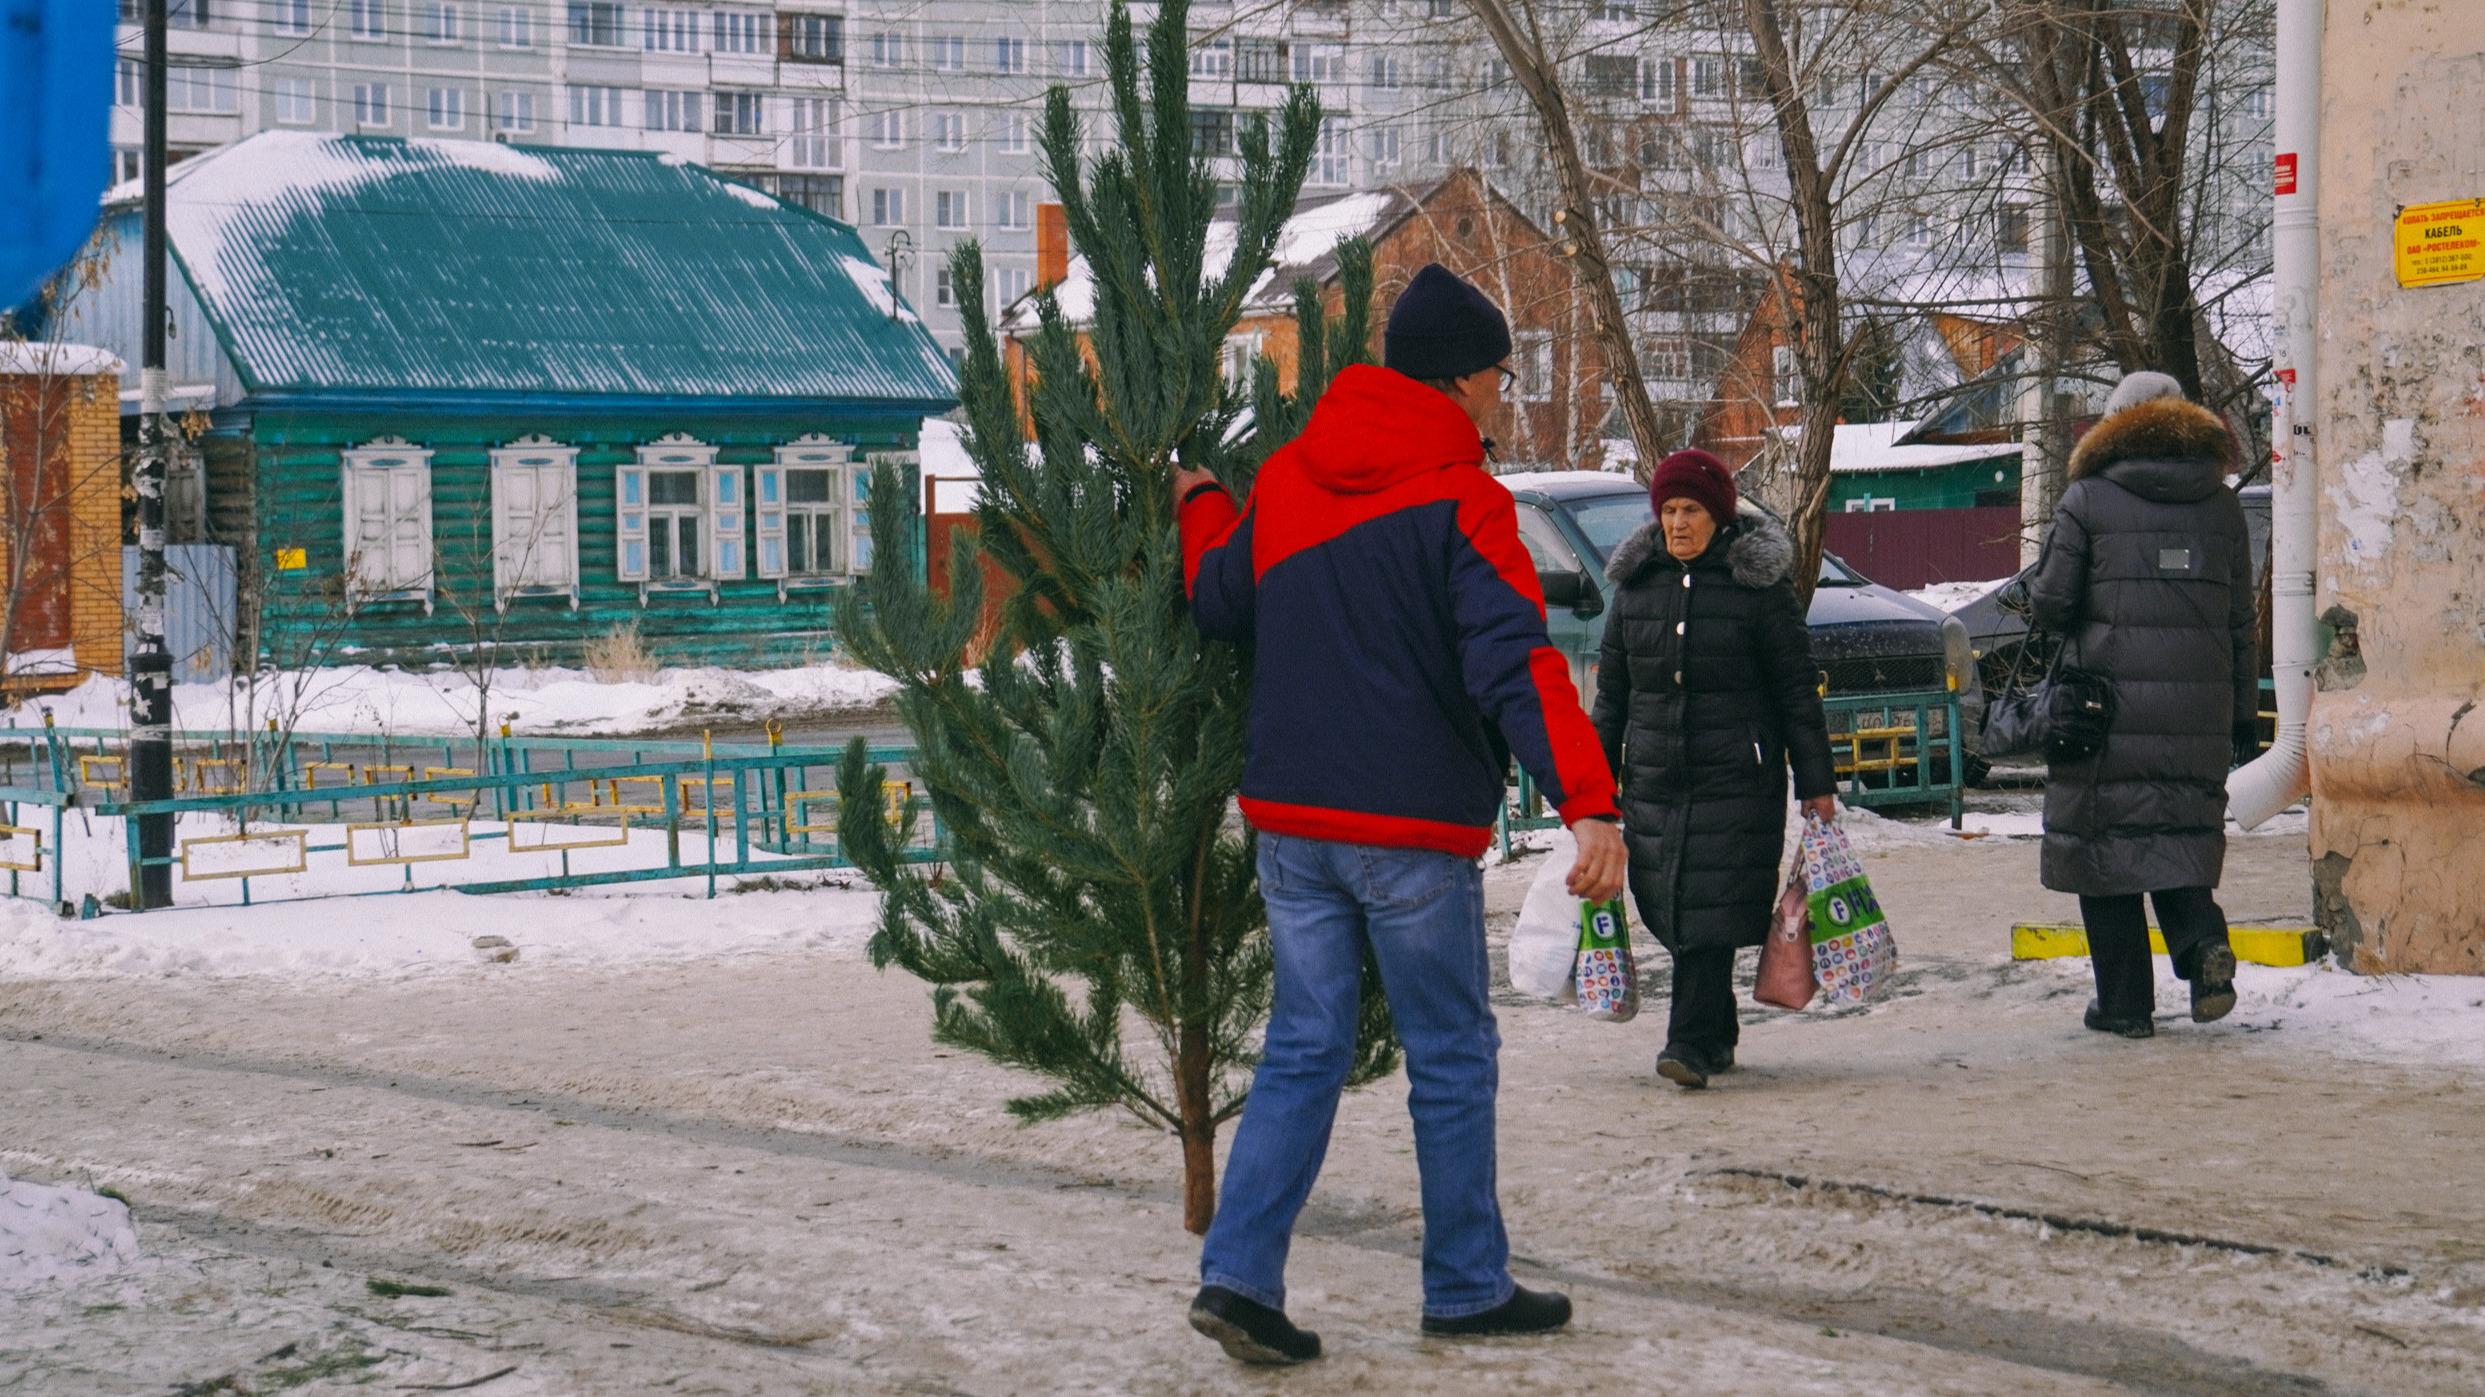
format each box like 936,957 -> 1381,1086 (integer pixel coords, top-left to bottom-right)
995,189 -> 1030,230
1693,56 -> 1723,98
867,108 -> 903,149
1190,37 -> 1232,78
114,147 -> 142,185
936,190 -> 967,230
1291,43 -> 1341,85
165,0 -> 211,28
869,31 -> 902,67
995,37 -> 1027,73
493,90 -> 536,132
1772,343 -> 1802,406
496,5 -> 532,47
643,6 -> 699,51
116,59 -> 141,109
617,437 -> 744,585
1998,204 -> 2031,254
712,10 -> 769,54
1368,53 -> 1401,90
425,86 -> 465,129
934,111 -> 965,152
569,85 -> 623,127
422,2 -> 459,44
1190,108 -> 1235,157
930,34 -> 964,70
713,91 -> 765,136
1514,331 -> 1554,403
272,0 -> 311,35
935,267 -> 956,307
787,13 -> 842,63
1309,116 -> 1350,187
789,97 -> 840,168
348,0 -> 384,38
773,173 -> 843,217
274,76 -> 316,124
1648,336 -> 1690,381
1582,54 -> 1634,97
1001,113 -> 1030,154
566,1 -> 625,47
994,264 -> 1033,305
1367,124 -> 1400,167
341,440 -> 435,608
352,82 -> 391,126
871,187 -> 904,226
645,89 -> 701,132
1237,39 -> 1284,84
1057,38 -> 1088,76
168,64 -> 240,114
757,438 -> 869,581
1221,332 -> 1263,390
490,438 -> 579,605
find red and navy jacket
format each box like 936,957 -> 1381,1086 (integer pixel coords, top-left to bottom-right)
1180,364 -> 1619,857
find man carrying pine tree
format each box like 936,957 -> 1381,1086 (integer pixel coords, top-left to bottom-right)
1174,264 -> 1629,1364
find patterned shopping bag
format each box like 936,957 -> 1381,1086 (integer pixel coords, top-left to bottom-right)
1574,897 -> 1640,1022
1797,818 -> 1898,1007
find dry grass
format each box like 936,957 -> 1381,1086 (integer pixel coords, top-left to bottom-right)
583,623 -> 659,684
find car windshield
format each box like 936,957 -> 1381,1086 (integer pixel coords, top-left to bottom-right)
1559,491 -> 1862,586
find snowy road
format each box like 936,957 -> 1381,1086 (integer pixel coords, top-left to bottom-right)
4,825 -> 2483,1393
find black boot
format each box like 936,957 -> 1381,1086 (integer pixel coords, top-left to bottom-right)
1189,1285 -> 1321,1365
1421,1284 -> 1573,1337
1655,1045 -> 1708,1089
2189,944 -> 2238,1023
2083,999 -> 2155,1039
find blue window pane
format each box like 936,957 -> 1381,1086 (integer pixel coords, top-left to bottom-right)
622,474 -> 643,505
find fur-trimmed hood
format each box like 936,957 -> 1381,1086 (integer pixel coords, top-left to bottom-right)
1606,501 -> 1796,590
2068,396 -> 2236,499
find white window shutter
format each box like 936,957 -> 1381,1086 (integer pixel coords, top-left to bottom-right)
342,464 -> 388,595
491,462 -> 531,596
708,462 -> 747,580
395,466 -> 433,594
753,463 -> 787,579
615,464 -> 649,581
544,458 -> 579,590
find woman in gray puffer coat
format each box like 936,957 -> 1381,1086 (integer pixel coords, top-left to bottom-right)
1593,449 -> 1837,1090
2027,372 -> 2257,1038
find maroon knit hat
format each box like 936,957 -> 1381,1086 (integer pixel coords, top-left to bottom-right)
1648,448 -> 1738,525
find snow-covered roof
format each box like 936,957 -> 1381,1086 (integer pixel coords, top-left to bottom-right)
100,131 -> 956,406
0,342 -> 124,377
1001,187 -> 1416,335
1775,419 -> 2025,474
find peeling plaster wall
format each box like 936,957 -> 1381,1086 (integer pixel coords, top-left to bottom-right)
2310,4 -> 2485,975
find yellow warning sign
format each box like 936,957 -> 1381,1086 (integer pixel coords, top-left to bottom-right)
274,546 -> 307,571
2395,198 -> 2485,288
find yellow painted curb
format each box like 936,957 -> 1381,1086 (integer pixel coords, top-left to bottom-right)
2010,923 -> 2325,968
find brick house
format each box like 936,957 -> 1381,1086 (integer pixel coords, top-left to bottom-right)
0,343 -> 127,694
1002,169 -> 1615,473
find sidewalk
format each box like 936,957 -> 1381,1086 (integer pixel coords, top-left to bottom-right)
3,804 -> 2479,1393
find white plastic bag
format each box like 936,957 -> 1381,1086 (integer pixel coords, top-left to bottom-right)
1508,829 -> 1581,1002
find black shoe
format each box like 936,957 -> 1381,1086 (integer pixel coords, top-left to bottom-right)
1655,1046 -> 1708,1089
2083,999 -> 2156,1039
1421,1284 -> 1573,1337
2189,945 -> 2238,1023
1704,1044 -> 1737,1075
1189,1285 -> 1320,1365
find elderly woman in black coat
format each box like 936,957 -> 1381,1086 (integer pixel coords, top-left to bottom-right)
1591,449 -> 1837,1090
2028,372 -> 2256,1038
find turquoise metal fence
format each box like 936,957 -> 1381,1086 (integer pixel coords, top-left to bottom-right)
0,719 -> 938,912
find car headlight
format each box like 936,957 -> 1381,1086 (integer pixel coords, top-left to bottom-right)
1940,616 -> 1974,695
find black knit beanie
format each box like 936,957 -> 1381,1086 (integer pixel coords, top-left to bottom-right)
1384,263 -> 1513,382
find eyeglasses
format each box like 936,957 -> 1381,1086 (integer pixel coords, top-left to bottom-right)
1493,363 -> 1518,388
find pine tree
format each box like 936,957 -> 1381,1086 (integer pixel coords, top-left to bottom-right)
831,0 -> 1393,1237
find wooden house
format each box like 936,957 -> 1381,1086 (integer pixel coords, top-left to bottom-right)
82,132 -> 957,669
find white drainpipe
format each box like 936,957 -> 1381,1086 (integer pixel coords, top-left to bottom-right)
2229,0 -> 2322,830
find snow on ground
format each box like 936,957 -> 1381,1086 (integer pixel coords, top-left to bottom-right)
21,660 -> 897,738
0,1171 -> 140,1290
1908,576 -> 2015,611
2032,956 -> 2485,1071
0,877 -> 880,981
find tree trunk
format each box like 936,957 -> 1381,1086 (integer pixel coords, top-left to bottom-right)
1176,1020 -> 1217,1236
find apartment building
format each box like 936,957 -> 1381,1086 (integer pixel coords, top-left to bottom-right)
106,1 -> 2270,400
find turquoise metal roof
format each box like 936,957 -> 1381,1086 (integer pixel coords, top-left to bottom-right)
125,131 -> 956,408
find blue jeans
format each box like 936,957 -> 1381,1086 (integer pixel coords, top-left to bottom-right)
1199,832 -> 1512,1319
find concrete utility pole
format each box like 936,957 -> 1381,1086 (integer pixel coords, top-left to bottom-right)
131,0 -> 174,907
2018,157 -> 2074,567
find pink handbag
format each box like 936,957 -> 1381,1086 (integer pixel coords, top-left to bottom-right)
1754,863 -> 1818,1009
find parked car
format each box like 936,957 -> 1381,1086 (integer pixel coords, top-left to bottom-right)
1496,470 -> 1983,789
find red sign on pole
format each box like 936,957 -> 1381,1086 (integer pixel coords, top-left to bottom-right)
2277,153 -> 2298,196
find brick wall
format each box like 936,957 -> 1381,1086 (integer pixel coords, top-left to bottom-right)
0,368 -> 126,691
